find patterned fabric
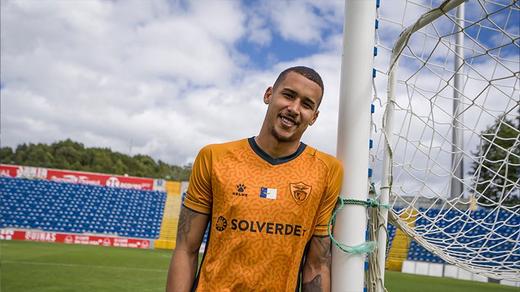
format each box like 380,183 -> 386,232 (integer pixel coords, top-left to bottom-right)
184,138 -> 343,291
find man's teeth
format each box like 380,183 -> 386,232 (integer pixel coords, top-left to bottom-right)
281,117 -> 295,125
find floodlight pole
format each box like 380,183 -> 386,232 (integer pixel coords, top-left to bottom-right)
451,3 -> 465,198
333,0 -> 376,291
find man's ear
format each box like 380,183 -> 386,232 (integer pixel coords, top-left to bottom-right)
263,87 -> 273,104
309,110 -> 320,126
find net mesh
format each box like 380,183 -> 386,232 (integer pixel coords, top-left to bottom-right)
373,0 -> 519,281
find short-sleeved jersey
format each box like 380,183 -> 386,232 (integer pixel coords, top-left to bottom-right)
184,137 -> 343,292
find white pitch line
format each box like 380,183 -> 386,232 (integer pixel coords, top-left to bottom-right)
1,260 -> 166,272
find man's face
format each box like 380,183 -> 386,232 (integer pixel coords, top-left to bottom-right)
263,71 -> 322,143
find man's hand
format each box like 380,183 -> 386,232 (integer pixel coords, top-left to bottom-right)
302,236 -> 332,292
166,206 -> 209,292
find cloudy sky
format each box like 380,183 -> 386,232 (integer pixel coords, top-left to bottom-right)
1,0 -> 348,166
1,0 -> 517,190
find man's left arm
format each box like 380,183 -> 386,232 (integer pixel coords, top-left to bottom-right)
303,157 -> 343,291
302,235 -> 332,292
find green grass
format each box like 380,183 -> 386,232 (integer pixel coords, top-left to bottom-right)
1,241 -> 518,292
384,271 -> 519,292
1,241 -> 173,292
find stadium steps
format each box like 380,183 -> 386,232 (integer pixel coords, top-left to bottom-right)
155,181 -> 182,250
385,208 -> 418,271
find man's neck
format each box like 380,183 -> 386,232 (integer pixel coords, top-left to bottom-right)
254,132 -> 301,159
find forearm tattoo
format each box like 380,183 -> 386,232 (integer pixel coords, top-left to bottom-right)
314,237 -> 332,266
302,237 -> 331,292
302,275 -> 322,292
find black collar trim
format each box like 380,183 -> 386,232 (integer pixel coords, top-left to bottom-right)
248,137 -> 306,165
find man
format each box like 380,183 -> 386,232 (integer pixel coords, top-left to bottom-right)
166,66 -> 343,292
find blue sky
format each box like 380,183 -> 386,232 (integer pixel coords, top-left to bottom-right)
237,36 -> 321,70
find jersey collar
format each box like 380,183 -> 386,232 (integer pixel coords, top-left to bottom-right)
248,137 -> 307,165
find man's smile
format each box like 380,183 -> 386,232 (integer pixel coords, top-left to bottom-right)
279,114 -> 298,128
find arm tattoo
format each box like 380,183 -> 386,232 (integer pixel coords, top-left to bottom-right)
177,207 -> 197,243
302,275 -> 322,292
301,237 -> 331,292
314,237 -> 332,266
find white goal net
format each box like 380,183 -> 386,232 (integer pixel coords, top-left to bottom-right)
372,0 -> 519,282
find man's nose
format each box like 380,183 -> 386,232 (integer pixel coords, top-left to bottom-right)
286,99 -> 301,115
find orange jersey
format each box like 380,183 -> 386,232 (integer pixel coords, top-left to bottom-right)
184,138 -> 343,291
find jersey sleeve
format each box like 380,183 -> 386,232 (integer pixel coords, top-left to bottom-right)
313,160 -> 343,236
183,145 -> 213,214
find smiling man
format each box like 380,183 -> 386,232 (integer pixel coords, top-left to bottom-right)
166,66 -> 343,292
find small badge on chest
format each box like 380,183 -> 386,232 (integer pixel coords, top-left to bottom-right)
289,182 -> 312,204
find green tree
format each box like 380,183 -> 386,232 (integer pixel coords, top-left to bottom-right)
1,139 -> 192,180
0,147 -> 14,163
470,116 -> 520,207
25,144 -> 53,167
91,149 -> 114,174
13,143 -> 29,164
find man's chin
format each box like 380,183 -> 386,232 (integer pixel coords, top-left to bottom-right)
271,128 -> 298,143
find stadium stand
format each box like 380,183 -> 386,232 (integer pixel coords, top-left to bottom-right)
385,208 -> 417,271
386,223 -> 397,255
154,181 -> 183,249
407,240 -> 444,264
404,207 -> 519,269
0,176 -> 166,239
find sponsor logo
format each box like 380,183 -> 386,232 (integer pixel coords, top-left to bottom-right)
65,236 -> 74,244
106,177 -> 121,187
25,231 -> 56,242
17,167 -> 47,179
230,219 -> 305,237
290,182 -> 312,204
106,177 -> 150,190
0,169 -> 13,177
259,187 -> 277,200
114,238 -> 129,247
232,183 -> 248,197
51,175 -> 102,186
0,229 -> 14,240
215,216 -> 228,231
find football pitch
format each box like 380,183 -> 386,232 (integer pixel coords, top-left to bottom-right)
1,241 -> 517,292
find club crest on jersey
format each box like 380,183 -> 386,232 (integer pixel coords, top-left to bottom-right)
290,182 -> 312,204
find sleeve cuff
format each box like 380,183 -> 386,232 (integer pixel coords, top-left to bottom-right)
183,200 -> 211,215
313,225 -> 330,236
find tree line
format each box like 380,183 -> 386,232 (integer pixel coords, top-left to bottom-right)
0,139 -> 191,181
470,115 -> 519,207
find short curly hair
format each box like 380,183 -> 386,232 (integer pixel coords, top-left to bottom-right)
273,66 -> 324,99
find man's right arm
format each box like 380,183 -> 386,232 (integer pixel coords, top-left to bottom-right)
166,205 -> 209,292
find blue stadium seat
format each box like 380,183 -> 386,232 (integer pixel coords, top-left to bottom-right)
403,206 -> 519,267
0,176 -> 167,239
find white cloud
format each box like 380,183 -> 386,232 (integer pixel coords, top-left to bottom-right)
256,0 -> 343,45
245,13 -> 272,46
269,1 -> 323,43
1,0 -> 255,165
